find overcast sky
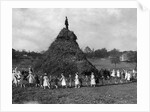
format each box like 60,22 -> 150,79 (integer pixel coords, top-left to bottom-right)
12,8 -> 137,52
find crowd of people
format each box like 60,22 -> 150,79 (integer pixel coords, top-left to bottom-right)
12,67 -> 137,89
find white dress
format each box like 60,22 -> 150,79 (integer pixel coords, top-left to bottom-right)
43,76 -> 50,86
125,71 -> 128,80
75,75 -> 79,85
61,76 -> 66,86
12,72 -> 17,84
28,74 -> 34,83
117,70 -> 120,77
91,74 -> 96,85
17,72 -> 21,83
127,73 -> 131,81
111,70 -> 115,77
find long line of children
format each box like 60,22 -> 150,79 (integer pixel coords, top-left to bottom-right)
12,67 -> 137,89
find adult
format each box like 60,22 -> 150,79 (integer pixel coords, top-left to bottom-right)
68,74 -> 72,87
39,75 -> 43,88
34,74 -> 40,87
49,75 -> 52,88
65,16 -> 69,29
19,74 -> 28,88
54,77 -> 59,89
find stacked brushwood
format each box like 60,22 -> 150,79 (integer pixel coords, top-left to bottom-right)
34,28 -> 98,77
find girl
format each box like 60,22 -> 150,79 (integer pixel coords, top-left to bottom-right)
91,72 -> 96,87
75,73 -> 80,88
12,70 -> 18,87
43,73 -> 50,89
60,73 -> 67,88
27,71 -> 34,87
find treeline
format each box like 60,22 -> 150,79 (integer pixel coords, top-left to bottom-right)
12,47 -> 137,64
83,46 -> 137,63
12,48 -> 43,62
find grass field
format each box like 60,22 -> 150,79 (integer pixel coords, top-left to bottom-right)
88,58 -> 136,70
12,58 -> 137,104
12,82 -> 137,104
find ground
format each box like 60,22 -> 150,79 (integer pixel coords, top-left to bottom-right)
12,58 -> 137,104
12,82 -> 137,104
88,58 -> 136,70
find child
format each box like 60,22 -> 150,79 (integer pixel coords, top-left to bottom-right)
60,73 -> 67,88
27,71 -> 34,87
91,72 -> 96,87
43,73 -> 50,89
68,74 -> 72,87
75,73 -> 80,88
85,75 -> 89,87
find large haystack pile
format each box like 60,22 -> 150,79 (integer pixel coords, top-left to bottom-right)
34,28 -> 97,77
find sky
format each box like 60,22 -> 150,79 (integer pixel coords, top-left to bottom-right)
12,8 -> 137,52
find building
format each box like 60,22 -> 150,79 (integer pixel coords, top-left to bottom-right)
120,53 -> 129,62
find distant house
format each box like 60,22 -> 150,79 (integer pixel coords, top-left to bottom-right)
120,53 -> 129,62
23,54 -> 28,57
20,54 -> 31,60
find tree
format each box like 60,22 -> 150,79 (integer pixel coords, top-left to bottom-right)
126,51 -> 137,70
95,48 -> 108,58
84,46 -> 92,53
12,48 -> 16,59
127,51 -> 137,63
109,49 -> 120,68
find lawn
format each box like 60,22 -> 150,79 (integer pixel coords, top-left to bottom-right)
88,58 -> 136,70
12,58 -> 137,104
12,82 -> 137,104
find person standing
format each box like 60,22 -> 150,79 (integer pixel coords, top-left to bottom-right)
127,71 -> 131,82
75,72 -> 80,88
12,70 -> 18,87
91,72 -> 96,87
54,77 -> 59,89
65,16 -> 69,30
39,75 -> 43,88
60,73 -> 67,88
68,74 -> 72,88
116,70 -> 120,83
49,75 -> 52,88
85,75 -> 89,87
125,70 -> 128,82
34,74 -> 40,87
27,71 -> 34,87
43,73 -> 50,89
